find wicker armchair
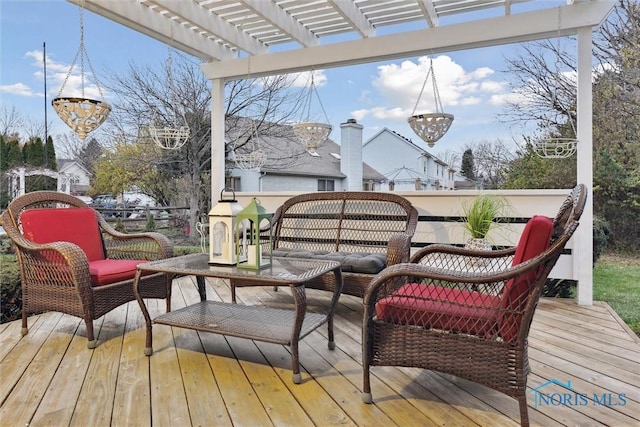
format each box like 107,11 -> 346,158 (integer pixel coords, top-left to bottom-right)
0,191 -> 174,349
362,184 -> 587,427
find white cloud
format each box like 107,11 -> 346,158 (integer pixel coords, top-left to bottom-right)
278,70 -> 328,88
358,54 -> 513,121
460,97 -> 481,106
480,80 -> 507,93
0,83 -> 41,97
489,91 -> 529,106
351,109 -> 369,121
2,49 -> 109,101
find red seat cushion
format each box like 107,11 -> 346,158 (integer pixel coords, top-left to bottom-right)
375,283 -> 501,337
21,208 -> 106,261
498,215 -> 554,340
89,259 -> 152,286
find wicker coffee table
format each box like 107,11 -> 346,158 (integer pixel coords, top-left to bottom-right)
133,253 -> 343,383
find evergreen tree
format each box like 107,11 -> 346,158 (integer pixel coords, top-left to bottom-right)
0,135 -> 7,172
23,137 -> 45,167
460,149 -> 476,181
5,139 -> 23,168
45,136 -> 57,170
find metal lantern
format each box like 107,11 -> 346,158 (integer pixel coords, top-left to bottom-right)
208,189 -> 245,265
235,198 -> 273,270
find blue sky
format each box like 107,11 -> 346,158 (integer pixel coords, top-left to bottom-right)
1,1 -> 567,159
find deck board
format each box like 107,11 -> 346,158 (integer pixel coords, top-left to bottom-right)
1,277 -> 639,427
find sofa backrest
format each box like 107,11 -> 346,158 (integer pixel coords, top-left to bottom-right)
20,207 -> 106,262
272,192 -> 418,253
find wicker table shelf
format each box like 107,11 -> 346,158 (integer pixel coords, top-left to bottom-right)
133,253 -> 343,383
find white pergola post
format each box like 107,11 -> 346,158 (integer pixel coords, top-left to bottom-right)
575,27 -> 594,305
211,78 -> 226,199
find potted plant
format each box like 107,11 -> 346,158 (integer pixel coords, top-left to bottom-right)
461,194 -> 510,251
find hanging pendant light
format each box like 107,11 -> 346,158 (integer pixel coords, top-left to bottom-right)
292,71 -> 332,153
52,4 -> 110,139
233,68 -> 267,171
408,56 -> 453,148
148,22 -> 190,150
534,10 -> 578,159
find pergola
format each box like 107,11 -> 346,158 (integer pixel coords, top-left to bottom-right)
67,0 -> 616,305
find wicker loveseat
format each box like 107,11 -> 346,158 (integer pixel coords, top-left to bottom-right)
0,191 -> 174,348
249,191 -> 418,298
362,184 -> 587,427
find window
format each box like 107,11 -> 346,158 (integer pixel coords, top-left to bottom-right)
363,180 -> 375,191
317,179 -> 335,191
225,176 -> 241,191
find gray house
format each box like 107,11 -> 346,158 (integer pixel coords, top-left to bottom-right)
227,119 -> 386,192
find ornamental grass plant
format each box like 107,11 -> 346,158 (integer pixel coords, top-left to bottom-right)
462,194 -> 510,240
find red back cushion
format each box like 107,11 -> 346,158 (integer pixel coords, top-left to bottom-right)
20,208 -> 106,262
498,215 -> 553,340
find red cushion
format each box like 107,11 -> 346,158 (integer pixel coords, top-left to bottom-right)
498,215 -> 554,341
21,208 -> 105,262
375,283 -> 501,337
89,259 -> 151,286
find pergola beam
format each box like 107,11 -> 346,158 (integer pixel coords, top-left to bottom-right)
151,0 -> 268,56
68,0 -> 236,61
201,1 -> 614,81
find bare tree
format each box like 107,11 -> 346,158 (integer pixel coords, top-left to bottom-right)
0,106 -> 25,138
463,140 -> 515,189
98,53 -> 308,238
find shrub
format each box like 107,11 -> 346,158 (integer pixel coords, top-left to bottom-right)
593,215 -> 611,265
0,254 -> 21,323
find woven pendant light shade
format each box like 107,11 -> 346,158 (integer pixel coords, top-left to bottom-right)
408,56 -> 453,147
149,125 -> 190,150
294,72 -> 332,152
53,6 -> 110,139
407,112 -> 454,148
52,97 -> 111,140
233,150 -> 267,171
534,138 -> 577,158
292,122 -> 332,153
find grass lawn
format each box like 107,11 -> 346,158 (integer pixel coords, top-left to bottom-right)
593,253 -> 640,337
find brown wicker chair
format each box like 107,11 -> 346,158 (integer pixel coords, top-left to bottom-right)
0,191 -> 174,349
362,184 -> 587,427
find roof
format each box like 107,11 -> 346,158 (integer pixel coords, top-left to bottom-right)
227,117 -> 385,181
70,1 -> 615,80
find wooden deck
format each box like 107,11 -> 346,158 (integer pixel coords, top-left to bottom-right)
1,277 -> 638,427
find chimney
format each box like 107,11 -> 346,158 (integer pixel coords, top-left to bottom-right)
340,118 -> 363,190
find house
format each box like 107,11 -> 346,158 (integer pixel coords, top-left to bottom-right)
226,119 -> 386,192
362,128 -> 458,191
57,159 -> 92,196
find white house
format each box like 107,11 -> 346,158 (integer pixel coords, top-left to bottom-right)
362,128 -> 457,191
57,159 -> 92,196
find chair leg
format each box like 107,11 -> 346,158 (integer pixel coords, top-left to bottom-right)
362,365 -> 373,403
21,310 -> 28,336
85,318 -> 97,349
518,394 -> 530,427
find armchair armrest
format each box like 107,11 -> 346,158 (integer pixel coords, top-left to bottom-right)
409,244 -> 516,273
97,217 -> 173,260
3,220 -> 92,291
386,233 -> 412,266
